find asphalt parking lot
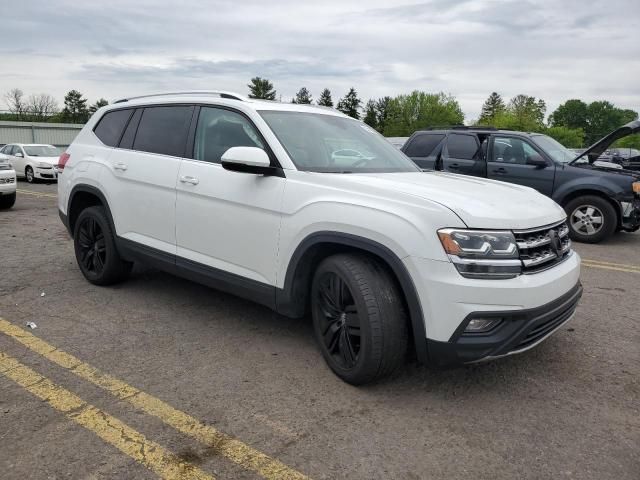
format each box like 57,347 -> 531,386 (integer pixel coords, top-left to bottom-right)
1,182 -> 638,480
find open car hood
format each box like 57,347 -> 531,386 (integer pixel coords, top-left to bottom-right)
571,120 -> 640,165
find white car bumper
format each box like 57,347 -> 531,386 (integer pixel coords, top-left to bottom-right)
34,165 -> 59,181
404,250 -> 582,365
0,169 -> 17,194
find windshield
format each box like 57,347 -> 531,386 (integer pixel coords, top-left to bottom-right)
23,145 -> 59,157
259,111 -> 420,173
531,135 -> 577,163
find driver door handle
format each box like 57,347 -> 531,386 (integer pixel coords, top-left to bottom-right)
448,163 -> 460,170
180,175 -> 199,185
492,167 -> 507,175
114,162 -> 128,171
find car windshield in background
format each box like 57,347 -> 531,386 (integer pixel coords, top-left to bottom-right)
531,135 -> 576,163
259,111 -> 420,173
23,146 -> 59,157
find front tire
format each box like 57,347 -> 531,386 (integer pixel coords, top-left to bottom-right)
0,192 -> 16,209
25,166 -> 35,183
311,254 -> 408,385
73,206 -> 132,285
565,195 -> 617,243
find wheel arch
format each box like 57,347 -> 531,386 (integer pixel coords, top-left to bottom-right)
67,184 -> 116,235
276,232 -> 428,363
557,188 -> 622,227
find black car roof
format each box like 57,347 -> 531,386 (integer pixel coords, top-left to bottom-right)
411,126 -> 537,137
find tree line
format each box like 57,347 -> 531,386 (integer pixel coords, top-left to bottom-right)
3,80 -> 638,149
2,88 -> 108,123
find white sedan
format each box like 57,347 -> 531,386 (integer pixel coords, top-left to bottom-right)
0,153 -> 16,209
0,143 -> 60,183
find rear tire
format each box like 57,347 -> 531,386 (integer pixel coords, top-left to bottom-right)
564,195 -> 617,244
311,254 -> 408,385
0,192 -> 16,209
73,206 -> 132,285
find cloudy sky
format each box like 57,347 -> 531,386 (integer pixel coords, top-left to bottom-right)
2,0 -> 639,120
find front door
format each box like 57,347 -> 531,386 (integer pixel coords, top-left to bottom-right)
487,136 -> 555,196
442,133 -> 486,177
175,106 -> 285,286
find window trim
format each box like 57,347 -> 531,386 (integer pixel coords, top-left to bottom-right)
444,132 -> 481,161
487,134 -> 552,167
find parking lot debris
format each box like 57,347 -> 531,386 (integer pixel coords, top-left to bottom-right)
26,322 -> 37,329
40,292 -> 46,297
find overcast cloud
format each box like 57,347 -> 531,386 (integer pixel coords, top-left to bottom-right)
1,0 -> 639,120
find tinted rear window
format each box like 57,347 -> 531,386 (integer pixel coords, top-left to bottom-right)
404,134 -> 445,157
94,109 -> 132,147
133,106 -> 194,157
119,109 -> 142,149
447,134 -> 478,160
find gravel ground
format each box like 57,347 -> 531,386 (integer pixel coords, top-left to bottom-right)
0,181 -> 638,479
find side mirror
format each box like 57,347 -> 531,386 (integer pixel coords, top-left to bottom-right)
14,152 -> 24,158
221,147 -> 276,175
526,153 -> 547,167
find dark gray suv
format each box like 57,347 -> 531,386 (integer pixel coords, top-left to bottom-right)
402,121 -> 640,243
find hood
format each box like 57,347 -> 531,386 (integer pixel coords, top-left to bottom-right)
571,120 -> 640,165
344,172 -> 566,230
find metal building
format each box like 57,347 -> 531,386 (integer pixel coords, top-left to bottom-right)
0,121 -> 83,148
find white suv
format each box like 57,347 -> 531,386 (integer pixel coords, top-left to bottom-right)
58,92 -> 582,384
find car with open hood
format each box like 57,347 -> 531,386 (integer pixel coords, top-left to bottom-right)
402,121 -> 640,243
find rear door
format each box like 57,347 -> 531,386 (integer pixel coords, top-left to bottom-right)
175,106 -> 285,287
442,133 -> 485,177
402,133 -> 445,169
487,135 -> 555,196
103,105 -> 194,254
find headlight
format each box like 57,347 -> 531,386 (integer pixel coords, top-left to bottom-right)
633,182 -> 640,194
438,228 -> 521,279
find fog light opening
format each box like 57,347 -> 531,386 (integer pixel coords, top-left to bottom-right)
464,318 -> 503,334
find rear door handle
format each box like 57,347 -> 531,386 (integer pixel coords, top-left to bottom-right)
114,162 -> 128,171
180,175 -> 199,185
448,163 -> 460,170
492,167 -> 507,175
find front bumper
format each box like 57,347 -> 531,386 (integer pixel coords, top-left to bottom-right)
34,166 -> 59,181
620,197 -> 640,231
426,282 -> 582,366
0,170 -> 17,194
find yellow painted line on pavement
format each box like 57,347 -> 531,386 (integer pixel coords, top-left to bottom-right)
582,259 -> 640,274
16,189 -> 57,198
0,318 -> 310,480
0,351 -> 214,480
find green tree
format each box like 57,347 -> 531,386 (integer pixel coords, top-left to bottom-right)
317,88 -> 333,107
363,100 -> 378,129
549,99 -> 588,130
292,87 -> 312,104
247,77 -> 276,100
614,134 -> 640,150
478,92 -> 505,124
89,98 -> 109,114
545,126 -> 585,148
374,96 -> 392,133
382,91 -> 464,136
336,88 -> 362,119
62,90 -> 89,123
584,101 -> 637,145
506,94 -> 546,131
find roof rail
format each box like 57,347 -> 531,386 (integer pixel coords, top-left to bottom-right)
113,91 -> 247,104
417,125 -> 501,132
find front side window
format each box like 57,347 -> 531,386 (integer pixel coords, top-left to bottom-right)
530,134 -> 576,163
446,134 -> 479,160
491,137 -> 540,165
259,111 -> 420,173
133,106 -> 194,157
23,145 -> 58,157
194,107 -> 264,163
404,134 -> 445,157
94,109 -> 132,147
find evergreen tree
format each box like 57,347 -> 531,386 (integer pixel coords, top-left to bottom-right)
62,90 -> 89,123
89,98 -> 109,114
336,88 -> 362,119
478,92 -> 505,124
247,77 -> 276,100
375,96 -> 392,132
292,87 -> 312,104
317,88 -> 333,107
363,100 -> 378,129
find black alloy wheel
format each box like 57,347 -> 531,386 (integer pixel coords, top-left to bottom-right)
77,216 -> 107,275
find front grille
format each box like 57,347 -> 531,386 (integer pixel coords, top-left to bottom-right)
514,221 -> 571,273
0,177 -> 15,184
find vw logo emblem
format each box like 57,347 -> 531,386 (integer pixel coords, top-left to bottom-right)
548,229 -> 561,255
